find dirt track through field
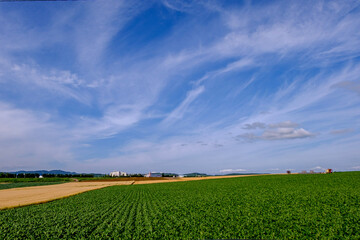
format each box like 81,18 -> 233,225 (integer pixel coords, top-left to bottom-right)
0,175 -> 259,210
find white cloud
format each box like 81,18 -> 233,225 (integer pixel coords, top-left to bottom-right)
213,0 -> 360,61
219,168 -> 247,173
73,1 -> 147,69
267,168 -> 280,171
0,102 -> 51,140
65,121 -> 360,173
238,121 -> 314,141
218,58 -> 255,74
1,61 -> 91,105
161,0 -> 199,13
268,121 -> 298,129
242,122 -> 266,129
163,85 -> 205,125
241,121 -> 299,131
311,166 -> 326,171
72,105 -> 143,139
262,128 -> 313,140
0,102 -> 73,171
193,58 -> 255,87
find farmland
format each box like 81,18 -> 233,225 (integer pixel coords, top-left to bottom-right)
0,175 -> 254,210
0,172 -> 359,239
0,177 -> 73,183
0,182 -> 61,190
0,181 -> 134,210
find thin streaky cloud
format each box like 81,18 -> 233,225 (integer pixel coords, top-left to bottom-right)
162,85 -> 205,125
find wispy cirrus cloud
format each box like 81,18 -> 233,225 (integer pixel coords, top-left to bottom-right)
162,85 -> 205,125
213,0 -> 360,61
219,168 -> 247,173
73,1 -> 149,70
2,62 -> 90,104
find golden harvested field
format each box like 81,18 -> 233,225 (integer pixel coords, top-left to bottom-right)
0,181 -> 134,210
0,175 -> 259,210
132,174 -> 259,184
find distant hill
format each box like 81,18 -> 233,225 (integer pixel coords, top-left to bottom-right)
183,172 -> 209,177
11,170 -> 79,175
225,173 -> 265,175
161,173 -> 178,177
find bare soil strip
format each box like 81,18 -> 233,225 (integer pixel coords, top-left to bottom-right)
0,175 -> 261,210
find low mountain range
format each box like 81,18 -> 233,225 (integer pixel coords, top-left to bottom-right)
11,170 -> 80,175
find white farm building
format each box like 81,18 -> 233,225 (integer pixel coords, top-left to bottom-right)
110,171 -> 128,177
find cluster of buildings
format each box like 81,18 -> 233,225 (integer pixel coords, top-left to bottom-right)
109,171 -> 165,177
109,171 -> 183,178
109,171 -> 128,177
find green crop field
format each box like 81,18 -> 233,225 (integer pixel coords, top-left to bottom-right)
0,182 -> 62,190
0,172 -> 359,239
0,178 -> 73,183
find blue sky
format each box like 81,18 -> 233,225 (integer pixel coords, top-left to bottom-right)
0,0 -> 359,174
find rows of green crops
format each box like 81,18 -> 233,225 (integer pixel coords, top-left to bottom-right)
1,172 -> 359,239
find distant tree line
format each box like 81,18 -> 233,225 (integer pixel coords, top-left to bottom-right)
127,173 -> 144,177
0,172 -> 94,178
0,172 -> 20,178
162,173 -> 178,177
42,174 -> 95,178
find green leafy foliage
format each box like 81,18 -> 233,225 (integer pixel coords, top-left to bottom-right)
0,172 -> 359,239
